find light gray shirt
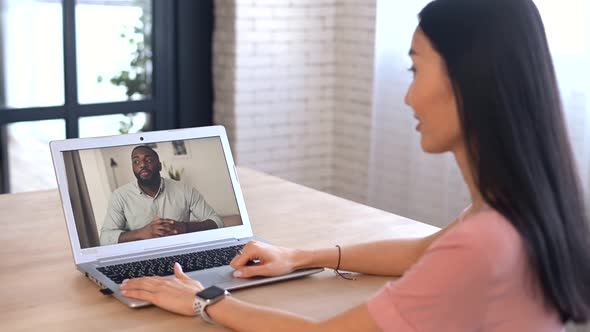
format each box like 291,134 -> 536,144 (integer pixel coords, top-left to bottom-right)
100,178 -> 223,245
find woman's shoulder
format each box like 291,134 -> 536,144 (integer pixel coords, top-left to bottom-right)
435,208 -> 525,274
458,209 -> 519,241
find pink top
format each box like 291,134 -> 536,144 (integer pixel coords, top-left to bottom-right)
367,208 -> 563,332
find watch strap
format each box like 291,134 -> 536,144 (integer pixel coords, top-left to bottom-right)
193,289 -> 230,324
200,302 -> 217,325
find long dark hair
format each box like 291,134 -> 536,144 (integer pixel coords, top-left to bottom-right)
419,0 -> 590,323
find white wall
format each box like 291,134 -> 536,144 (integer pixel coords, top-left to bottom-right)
212,0 -> 463,226
213,0 -> 376,204
214,0 -> 336,193
78,149 -> 112,233
212,0 -> 589,230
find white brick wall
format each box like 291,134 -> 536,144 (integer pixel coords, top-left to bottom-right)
214,0 -> 335,193
213,0 -> 375,201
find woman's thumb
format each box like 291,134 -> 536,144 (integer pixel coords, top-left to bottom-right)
174,262 -> 191,280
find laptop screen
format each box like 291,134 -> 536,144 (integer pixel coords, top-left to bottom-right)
61,136 -> 243,249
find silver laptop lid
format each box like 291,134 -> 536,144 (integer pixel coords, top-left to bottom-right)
50,125 -> 254,265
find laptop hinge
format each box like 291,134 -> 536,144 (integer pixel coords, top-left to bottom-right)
96,238 -> 241,264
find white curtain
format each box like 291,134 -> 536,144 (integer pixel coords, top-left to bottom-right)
537,2 -> 590,331
368,0 -> 590,230
535,0 -> 590,217
368,0 -> 470,228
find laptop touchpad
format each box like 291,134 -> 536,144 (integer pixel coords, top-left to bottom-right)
186,271 -> 223,288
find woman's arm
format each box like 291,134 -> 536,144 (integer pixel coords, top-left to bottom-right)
208,296 -> 380,332
328,218 -> 462,276
119,216 -> 476,331
299,238 -> 433,277
120,264 -> 381,332
232,218 -> 461,278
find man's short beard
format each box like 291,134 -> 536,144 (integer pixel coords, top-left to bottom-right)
135,173 -> 160,187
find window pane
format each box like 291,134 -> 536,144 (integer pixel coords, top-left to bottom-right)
0,0 -> 65,109
7,119 -> 65,193
76,0 -> 152,104
79,112 -> 151,138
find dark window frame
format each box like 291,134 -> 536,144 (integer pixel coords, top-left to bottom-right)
0,0 -> 214,193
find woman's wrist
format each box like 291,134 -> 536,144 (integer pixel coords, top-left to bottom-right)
205,295 -> 236,325
292,247 -> 337,270
291,248 -> 314,270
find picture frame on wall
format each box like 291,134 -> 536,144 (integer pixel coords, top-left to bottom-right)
171,140 -> 190,158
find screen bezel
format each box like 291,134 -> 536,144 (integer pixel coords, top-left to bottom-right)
50,125 -> 254,264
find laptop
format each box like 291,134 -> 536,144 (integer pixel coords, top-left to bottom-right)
50,125 -> 323,308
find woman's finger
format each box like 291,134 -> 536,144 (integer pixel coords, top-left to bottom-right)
229,251 -> 253,269
233,263 -> 270,278
174,262 -> 192,280
122,276 -> 165,290
120,289 -> 155,302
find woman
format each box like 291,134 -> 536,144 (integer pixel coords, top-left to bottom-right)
120,0 -> 590,330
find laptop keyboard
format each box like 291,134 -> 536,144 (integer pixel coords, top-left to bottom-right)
97,244 -> 244,284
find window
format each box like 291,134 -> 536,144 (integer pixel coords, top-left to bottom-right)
0,0 -> 215,193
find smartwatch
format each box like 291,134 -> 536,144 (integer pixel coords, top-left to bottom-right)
193,285 -> 230,324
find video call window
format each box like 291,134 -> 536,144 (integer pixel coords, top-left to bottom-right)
62,137 -> 242,249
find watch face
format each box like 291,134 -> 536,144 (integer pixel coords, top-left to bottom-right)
197,286 -> 226,300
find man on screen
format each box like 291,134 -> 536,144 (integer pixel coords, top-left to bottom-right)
99,145 -> 223,246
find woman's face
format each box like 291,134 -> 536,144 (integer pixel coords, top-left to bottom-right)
405,27 -> 462,154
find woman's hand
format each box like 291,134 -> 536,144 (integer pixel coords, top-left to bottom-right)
230,240 -> 302,278
120,262 -> 202,316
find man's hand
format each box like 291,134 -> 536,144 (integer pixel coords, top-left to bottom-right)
119,218 -> 179,243
118,218 -> 217,244
138,217 -> 183,239
166,218 -> 189,235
